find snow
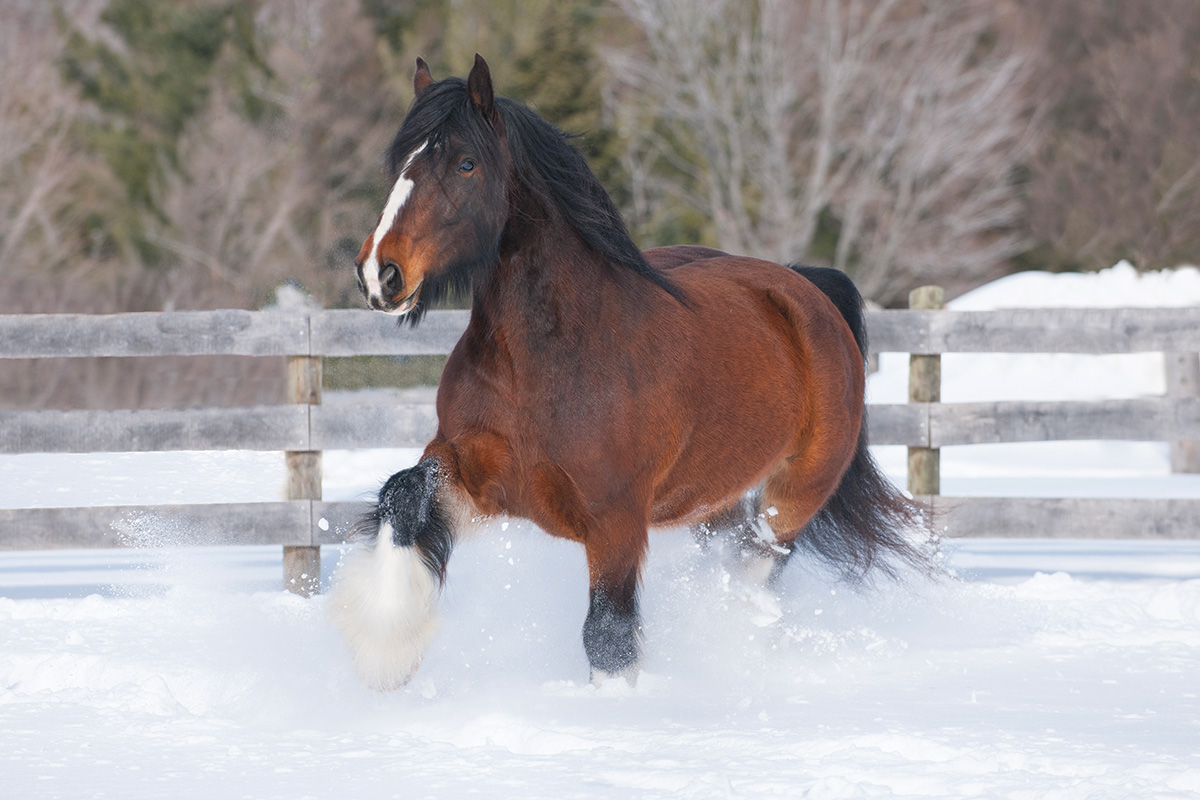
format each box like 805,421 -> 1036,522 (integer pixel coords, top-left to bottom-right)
4,538 -> 1200,798
3,262 -> 1200,798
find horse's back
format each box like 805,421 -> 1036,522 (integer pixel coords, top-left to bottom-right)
644,245 -> 729,270
647,248 -> 861,366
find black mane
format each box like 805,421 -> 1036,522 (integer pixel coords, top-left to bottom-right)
385,78 -> 500,179
383,77 -> 684,325
495,98 -> 686,304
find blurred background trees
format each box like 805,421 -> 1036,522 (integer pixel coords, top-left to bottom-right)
608,0 -> 1034,303
2,0 -> 1198,406
1018,0 -> 1200,275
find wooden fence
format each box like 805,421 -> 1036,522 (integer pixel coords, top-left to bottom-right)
3,291 -> 1199,593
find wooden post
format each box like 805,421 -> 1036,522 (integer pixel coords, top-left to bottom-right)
284,353 -> 322,596
908,285 -> 943,496
1167,352 -> 1200,472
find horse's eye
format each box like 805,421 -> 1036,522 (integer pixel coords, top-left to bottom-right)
458,159 -> 476,174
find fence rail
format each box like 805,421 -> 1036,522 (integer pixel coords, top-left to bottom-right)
5,496 -> 1198,554
0,403 -> 441,453
5,306 -> 1200,359
3,299 -> 1199,592
7,397 -> 1200,455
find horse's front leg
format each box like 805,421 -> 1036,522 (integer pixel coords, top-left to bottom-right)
582,512 -> 648,686
328,455 -> 464,692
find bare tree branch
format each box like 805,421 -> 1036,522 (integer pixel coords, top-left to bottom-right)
607,0 -> 1035,304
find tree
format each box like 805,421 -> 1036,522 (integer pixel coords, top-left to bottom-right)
1019,0 -> 1200,273
153,0 -> 404,310
0,1 -> 91,277
607,0 -> 1035,304
59,0 -> 269,266
0,0 -> 406,408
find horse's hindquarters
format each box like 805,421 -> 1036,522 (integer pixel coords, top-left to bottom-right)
647,260 -> 863,529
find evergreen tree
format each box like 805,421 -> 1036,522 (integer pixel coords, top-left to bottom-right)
59,0 -> 270,264
506,2 -> 625,205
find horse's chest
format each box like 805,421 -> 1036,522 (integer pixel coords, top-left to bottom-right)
444,350 -> 627,430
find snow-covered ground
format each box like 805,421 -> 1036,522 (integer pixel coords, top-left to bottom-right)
3,263 -> 1200,799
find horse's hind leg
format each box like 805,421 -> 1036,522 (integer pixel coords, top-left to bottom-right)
328,456 -> 465,691
693,489 -> 794,586
755,456 -> 849,581
690,492 -> 757,551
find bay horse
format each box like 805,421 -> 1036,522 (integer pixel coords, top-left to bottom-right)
329,55 -> 925,691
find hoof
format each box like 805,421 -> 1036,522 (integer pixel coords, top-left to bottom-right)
328,524 -> 440,691
590,664 -> 640,688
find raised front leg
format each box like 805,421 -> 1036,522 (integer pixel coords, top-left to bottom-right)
328,457 -> 457,692
582,516 -> 648,685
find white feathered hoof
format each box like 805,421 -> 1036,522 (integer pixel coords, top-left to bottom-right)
328,523 -> 440,692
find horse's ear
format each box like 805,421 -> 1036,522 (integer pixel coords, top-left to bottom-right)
467,53 -> 495,119
414,57 -> 434,96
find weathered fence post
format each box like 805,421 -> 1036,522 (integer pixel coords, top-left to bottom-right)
1167,352 -> 1200,472
284,348 -> 322,596
908,285 -> 943,497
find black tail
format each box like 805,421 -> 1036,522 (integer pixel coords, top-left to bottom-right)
790,265 -> 932,578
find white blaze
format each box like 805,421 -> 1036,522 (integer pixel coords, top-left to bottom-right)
328,522 -> 440,692
363,141 -> 428,300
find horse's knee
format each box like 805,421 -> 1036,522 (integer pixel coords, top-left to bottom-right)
375,459 -> 455,579
328,458 -> 457,692
583,574 -> 641,682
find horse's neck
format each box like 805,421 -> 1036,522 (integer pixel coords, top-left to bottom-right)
473,219 -> 638,342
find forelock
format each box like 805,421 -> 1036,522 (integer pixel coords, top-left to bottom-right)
386,78 -> 501,178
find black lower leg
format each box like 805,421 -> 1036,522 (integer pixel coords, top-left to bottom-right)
355,459 -> 454,581
582,573 -> 641,676
728,520 -> 795,586
763,545 -> 795,586
692,490 -> 762,551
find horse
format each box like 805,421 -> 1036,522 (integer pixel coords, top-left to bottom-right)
329,55 -> 927,691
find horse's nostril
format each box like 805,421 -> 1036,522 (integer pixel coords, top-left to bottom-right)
380,263 -> 401,294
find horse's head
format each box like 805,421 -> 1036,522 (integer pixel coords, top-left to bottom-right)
355,55 -> 509,318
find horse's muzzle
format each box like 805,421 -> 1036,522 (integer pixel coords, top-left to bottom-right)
364,280 -> 422,316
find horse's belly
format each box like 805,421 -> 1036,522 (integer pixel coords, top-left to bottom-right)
647,369 -> 802,526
